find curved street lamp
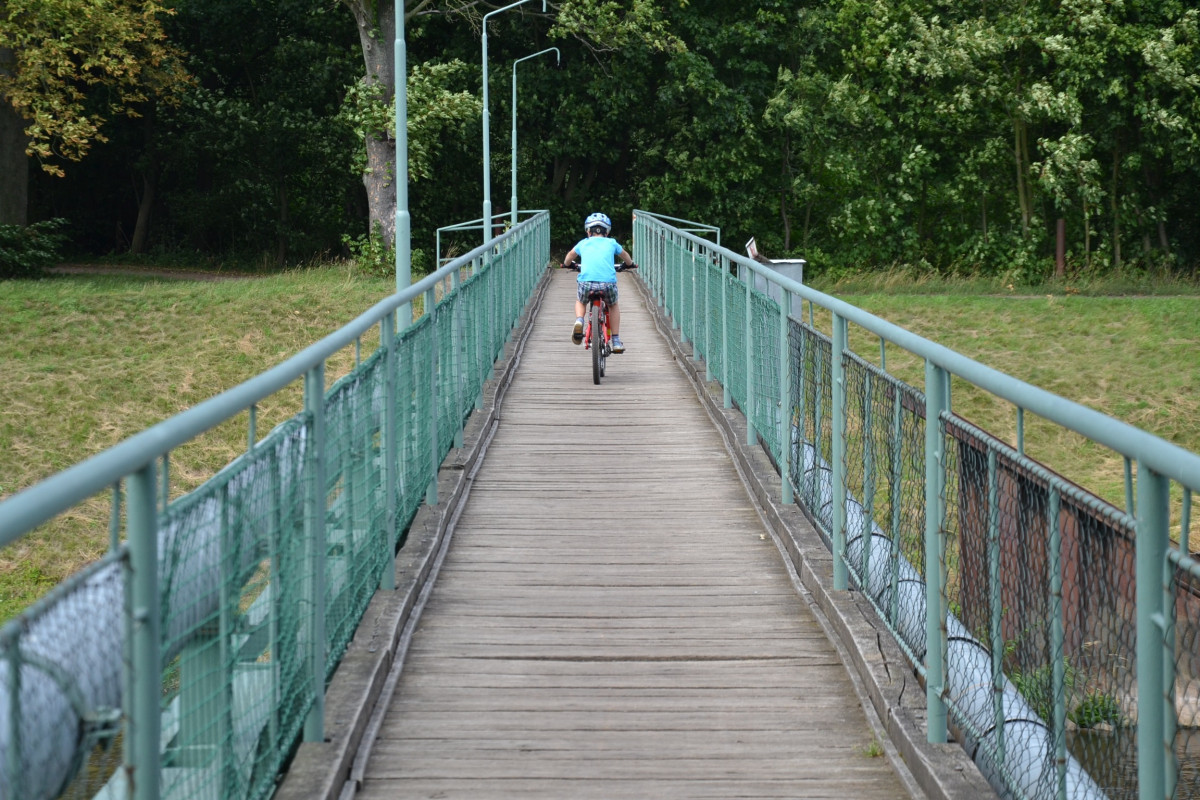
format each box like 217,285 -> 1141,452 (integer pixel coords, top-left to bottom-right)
482,0 -> 547,244
511,47 -> 560,226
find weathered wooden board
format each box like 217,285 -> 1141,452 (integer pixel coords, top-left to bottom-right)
357,270 -> 915,799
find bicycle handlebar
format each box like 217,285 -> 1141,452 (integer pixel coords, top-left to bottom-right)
562,260 -> 638,272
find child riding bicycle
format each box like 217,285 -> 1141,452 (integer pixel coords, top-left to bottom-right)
563,212 -> 637,352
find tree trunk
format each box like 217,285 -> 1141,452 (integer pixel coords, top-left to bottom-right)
0,47 -> 29,226
803,198 -> 812,251
345,0 -> 398,247
129,108 -> 157,254
130,172 -> 156,254
981,189 -> 988,246
276,180 -> 289,267
780,192 -> 791,252
1083,200 -> 1091,270
1013,116 -> 1031,239
0,101 -> 27,226
551,156 -> 568,195
1110,147 -> 1121,270
1055,217 -> 1065,277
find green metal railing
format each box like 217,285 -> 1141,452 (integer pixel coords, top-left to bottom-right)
635,210 -> 1200,800
0,212 -> 550,800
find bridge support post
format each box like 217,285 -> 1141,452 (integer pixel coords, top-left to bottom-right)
923,359 -> 948,744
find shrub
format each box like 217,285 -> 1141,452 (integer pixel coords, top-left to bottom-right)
1071,691 -> 1122,729
0,219 -> 68,279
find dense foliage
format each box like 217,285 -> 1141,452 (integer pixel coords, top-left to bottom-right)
9,0 -> 1200,279
0,0 -> 189,174
0,218 -> 66,278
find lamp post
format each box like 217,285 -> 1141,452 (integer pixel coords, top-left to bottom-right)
482,0 -> 547,244
511,47 -> 559,226
394,0 -> 411,325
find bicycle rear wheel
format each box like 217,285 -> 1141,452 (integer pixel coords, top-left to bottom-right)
591,303 -> 603,385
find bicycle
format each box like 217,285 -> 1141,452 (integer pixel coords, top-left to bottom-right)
564,260 -> 637,385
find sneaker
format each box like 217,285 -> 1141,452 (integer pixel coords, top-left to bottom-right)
571,317 -> 584,345
611,335 -> 625,354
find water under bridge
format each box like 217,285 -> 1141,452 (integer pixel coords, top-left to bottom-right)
1,211 -> 1197,800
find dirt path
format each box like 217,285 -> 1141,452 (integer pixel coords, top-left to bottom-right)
49,264 -> 253,281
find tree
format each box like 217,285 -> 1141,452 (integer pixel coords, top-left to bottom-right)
0,0 -> 189,225
340,0 -> 515,249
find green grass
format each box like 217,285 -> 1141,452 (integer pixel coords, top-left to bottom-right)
0,264 -> 395,621
807,270 -> 1200,546
2,264 -> 1199,621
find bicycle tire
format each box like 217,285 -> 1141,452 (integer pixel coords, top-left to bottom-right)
591,302 -> 603,385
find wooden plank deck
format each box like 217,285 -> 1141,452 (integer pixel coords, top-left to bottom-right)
355,269 -> 919,799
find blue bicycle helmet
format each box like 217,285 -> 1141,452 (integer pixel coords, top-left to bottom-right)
584,212 -> 612,234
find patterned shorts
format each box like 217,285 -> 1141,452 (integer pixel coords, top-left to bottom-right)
577,281 -> 618,306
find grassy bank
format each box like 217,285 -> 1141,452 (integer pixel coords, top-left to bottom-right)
1,264 -> 1198,619
0,265 -> 394,618
809,269 -> 1200,546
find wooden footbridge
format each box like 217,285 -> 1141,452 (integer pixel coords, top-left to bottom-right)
276,269 -> 988,800
5,212 -> 1195,800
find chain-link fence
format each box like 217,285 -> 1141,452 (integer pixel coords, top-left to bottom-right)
635,209 -> 1200,800
0,212 -> 551,800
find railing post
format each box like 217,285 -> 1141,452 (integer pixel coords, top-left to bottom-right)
662,227 -> 672,309
1164,545 -> 1179,800
690,240 -> 699,357
5,638 -> 21,799
676,237 -> 686,342
696,242 -> 700,364
451,266 -> 465,450
832,314 -> 848,590
382,313 -> 397,591
721,255 -> 730,409
988,450 -> 1005,764
475,254 -> 486,411
703,247 -> 713,382
1049,488 -> 1067,799
780,287 -> 793,505
888,389 -> 902,625
126,461 -> 161,800
303,365 -> 327,743
1137,461 -> 1169,800
924,359 -> 948,743
744,264 -> 755,447
861,371 -> 874,586
427,287 -> 440,506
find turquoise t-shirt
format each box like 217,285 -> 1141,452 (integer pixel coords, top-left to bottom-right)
574,236 -> 625,283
